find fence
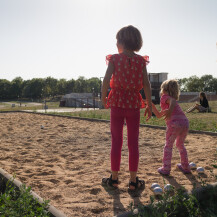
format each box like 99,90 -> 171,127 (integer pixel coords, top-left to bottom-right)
60,97 -> 102,109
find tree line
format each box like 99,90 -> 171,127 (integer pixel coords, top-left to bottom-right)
0,76 -> 101,100
178,74 -> 217,93
0,74 -> 216,100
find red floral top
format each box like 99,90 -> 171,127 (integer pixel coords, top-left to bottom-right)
106,53 -> 149,109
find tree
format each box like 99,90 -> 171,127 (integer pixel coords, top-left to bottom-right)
86,77 -> 100,94
74,76 -> 87,93
0,79 -> 12,99
57,79 -> 67,95
178,78 -> 188,92
44,77 -> 58,98
66,79 -> 75,94
185,76 -> 204,92
10,77 -> 23,99
209,78 -> 217,93
200,75 -> 214,92
22,78 -> 44,99
179,75 -> 217,92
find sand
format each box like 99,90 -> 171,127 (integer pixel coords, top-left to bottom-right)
0,112 -> 216,217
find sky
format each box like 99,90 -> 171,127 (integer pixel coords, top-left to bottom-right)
0,0 -> 217,81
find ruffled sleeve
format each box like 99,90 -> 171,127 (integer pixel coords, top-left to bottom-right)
142,55 -> 150,65
161,94 -> 170,105
106,54 -> 113,65
160,94 -> 170,110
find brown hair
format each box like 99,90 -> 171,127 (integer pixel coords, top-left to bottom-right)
116,25 -> 143,52
160,79 -> 180,100
199,92 -> 207,100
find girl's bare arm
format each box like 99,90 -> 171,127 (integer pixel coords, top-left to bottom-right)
151,103 -> 163,118
101,62 -> 114,108
142,65 -> 152,120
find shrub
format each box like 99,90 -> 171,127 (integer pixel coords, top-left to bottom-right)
0,179 -> 51,217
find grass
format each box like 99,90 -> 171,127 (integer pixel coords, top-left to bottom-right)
0,178 -> 51,217
50,101 -> 217,133
0,100 -> 60,112
0,100 -> 216,132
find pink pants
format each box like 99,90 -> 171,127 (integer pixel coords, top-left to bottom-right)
110,107 -> 140,172
163,119 -> 190,171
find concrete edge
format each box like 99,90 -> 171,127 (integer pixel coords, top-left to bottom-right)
116,182 -> 217,217
0,168 -> 67,217
1,110 -> 216,136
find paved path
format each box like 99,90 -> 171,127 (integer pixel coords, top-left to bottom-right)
2,102 -> 42,106
24,108 -> 99,113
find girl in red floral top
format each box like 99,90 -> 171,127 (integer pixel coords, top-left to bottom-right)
101,25 -> 152,190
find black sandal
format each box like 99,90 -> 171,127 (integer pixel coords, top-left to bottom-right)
102,175 -> 119,188
128,177 -> 145,191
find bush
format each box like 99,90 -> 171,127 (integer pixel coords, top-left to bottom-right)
132,152 -> 217,217
0,179 -> 51,217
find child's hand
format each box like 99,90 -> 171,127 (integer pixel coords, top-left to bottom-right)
144,99 -> 154,107
143,99 -> 147,107
159,110 -> 166,118
144,105 -> 152,121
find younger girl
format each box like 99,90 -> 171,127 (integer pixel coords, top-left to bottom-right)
186,92 -> 209,113
151,80 -> 191,175
101,25 -> 152,190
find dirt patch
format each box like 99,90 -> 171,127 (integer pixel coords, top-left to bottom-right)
0,113 -> 216,217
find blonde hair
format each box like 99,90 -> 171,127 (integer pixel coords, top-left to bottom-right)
160,79 -> 180,100
116,25 -> 143,52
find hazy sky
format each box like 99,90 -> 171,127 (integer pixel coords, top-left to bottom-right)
0,0 -> 217,81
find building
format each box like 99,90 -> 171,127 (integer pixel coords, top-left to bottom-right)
149,72 -> 168,103
60,93 -> 101,108
140,72 -> 168,103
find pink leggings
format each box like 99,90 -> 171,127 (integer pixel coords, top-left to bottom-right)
163,119 -> 189,171
110,107 -> 140,172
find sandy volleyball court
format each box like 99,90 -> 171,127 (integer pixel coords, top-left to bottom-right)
0,112 -> 216,217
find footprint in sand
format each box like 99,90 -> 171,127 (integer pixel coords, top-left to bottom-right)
52,194 -> 62,200
64,179 -> 74,185
48,179 -> 60,184
90,188 -> 101,195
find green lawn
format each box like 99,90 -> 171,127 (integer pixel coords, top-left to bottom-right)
49,101 -> 217,133
0,101 -> 60,112
0,100 -> 216,132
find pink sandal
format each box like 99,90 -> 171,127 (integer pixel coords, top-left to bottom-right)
177,163 -> 191,174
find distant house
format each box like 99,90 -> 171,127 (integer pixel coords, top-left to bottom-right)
60,93 -> 101,108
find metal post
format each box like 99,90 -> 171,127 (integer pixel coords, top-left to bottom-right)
92,88 -> 95,110
45,99 -> 47,113
100,77 -> 104,99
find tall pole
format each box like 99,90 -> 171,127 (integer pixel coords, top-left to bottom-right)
92,88 -> 95,110
100,77 -> 104,99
